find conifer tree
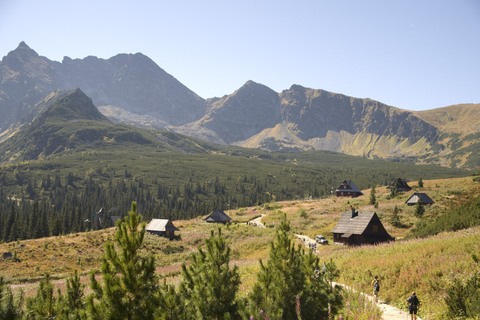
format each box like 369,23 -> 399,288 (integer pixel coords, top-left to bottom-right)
155,282 -> 184,320
25,273 -> 60,319
57,270 -> 86,320
391,205 -> 401,227
87,202 -> 158,320
369,186 -> 376,205
179,228 -> 240,320
0,276 -> 24,319
418,177 -> 424,188
3,201 -> 16,242
415,200 -> 425,217
244,214 -> 342,320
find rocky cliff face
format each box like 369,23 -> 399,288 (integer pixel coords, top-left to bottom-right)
0,42 -> 57,128
172,83 -> 439,158
55,52 -> 205,126
1,42 -> 478,169
177,81 -> 282,144
0,42 -> 205,133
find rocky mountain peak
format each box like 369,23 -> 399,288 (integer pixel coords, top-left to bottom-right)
289,84 -> 306,92
42,89 -> 109,123
2,41 -> 40,69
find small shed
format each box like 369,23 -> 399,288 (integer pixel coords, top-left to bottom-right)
335,180 -> 364,198
204,210 -> 232,224
146,219 -> 180,238
405,193 -> 434,206
110,215 -> 123,226
388,178 -> 412,192
331,208 -> 394,246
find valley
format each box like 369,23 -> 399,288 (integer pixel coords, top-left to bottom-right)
0,41 -> 479,319
2,176 -> 479,319
1,42 -> 480,170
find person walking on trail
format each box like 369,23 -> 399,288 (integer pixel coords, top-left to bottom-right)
407,291 -> 420,320
371,276 -> 380,302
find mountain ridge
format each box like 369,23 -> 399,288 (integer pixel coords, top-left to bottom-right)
1,42 -> 479,170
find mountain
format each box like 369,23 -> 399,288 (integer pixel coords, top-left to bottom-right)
0,42 -> 204,134
0,42 -> 57,130
1,42 -> 479,170
174,81 -> 282,144
0,89 -> 161,162
55,52 -> 205,127
175,83 -> 440,157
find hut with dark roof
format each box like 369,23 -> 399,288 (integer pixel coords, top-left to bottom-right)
204,210 -> 232,224
110,215 -> 122,226
335,180 -> 364,198
388,178 -> 412,192
146,219 -> 179,239
331,208 -> 394,246
405,193 -> 434,206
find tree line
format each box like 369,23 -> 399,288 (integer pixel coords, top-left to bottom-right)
1,202 -> 344,320
0,172 -> 278,243
0,164 -> 406,243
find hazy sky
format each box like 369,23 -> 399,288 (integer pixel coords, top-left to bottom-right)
1,0 -> 479,111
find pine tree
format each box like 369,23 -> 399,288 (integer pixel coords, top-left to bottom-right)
57,270 -> 86,319
369,186 -> 376,205
415,200 -> 425,217
25,273 -> 60,319
87,202 -> 158,320
244,214 -> 342,320
179,228 -> 240,320
391,205 -> 401,227
156,282 -> 184,320
0,276 -> 24,319
3,201 -> 16,242
418,177 -> 424,188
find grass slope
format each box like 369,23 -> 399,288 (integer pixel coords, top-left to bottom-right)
1,176 -> 479,319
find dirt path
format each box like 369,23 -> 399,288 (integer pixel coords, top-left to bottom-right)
247,214 -> 266,228
296,235 -> 421,320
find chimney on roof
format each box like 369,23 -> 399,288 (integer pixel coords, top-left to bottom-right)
351,208 -> 358,218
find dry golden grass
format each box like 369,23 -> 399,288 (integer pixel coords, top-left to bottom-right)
1,176 -> 478,317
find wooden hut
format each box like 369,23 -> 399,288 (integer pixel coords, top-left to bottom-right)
110,215 -> 122,226
405,193 -> 434,206
204,210 -> 232,224
146,219 -> 179,238
331,208 -> 394,245
388,178 -> 412,192
335,180 -> 364,198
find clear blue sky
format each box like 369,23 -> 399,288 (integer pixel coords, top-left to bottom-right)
1,0 -> 479,111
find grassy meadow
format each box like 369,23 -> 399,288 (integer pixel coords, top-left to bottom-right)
1,176 -> 479,319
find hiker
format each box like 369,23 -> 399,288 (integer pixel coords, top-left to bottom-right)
371,276 -> 380,302
322,261 -> 326,276
407,291 -> 420,320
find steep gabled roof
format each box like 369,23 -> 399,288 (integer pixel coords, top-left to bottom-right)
110,215 -> 123,225
389,178 -> 412,191
335,180 -> 364,194
146,219 -> 179,232
331,210 -> 375,235
405,193 -> 434,205
204,210 -> 232,223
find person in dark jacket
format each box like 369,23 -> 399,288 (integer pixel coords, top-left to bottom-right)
407,291 -> 420,320
371,276 -> 380,302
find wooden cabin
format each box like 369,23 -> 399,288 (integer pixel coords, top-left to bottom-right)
335,180 -> 364,198
405,193 -> 434,206
146,219 -> 180,239
331,209 -> 394,246
204,210 -> 232,224
388,178 -> 412,192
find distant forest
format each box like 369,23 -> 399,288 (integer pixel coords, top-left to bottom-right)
0,149 -> 468,243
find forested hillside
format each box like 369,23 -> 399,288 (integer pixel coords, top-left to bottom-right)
0,146 -> 466,243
